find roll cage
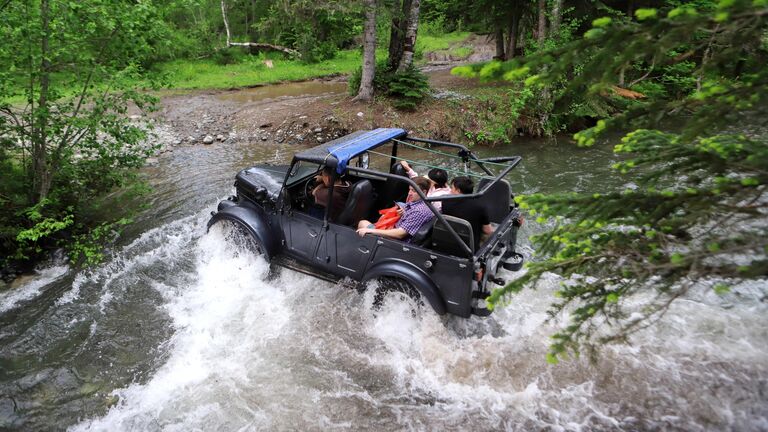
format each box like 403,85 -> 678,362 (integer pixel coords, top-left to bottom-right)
281,128 -> 521,257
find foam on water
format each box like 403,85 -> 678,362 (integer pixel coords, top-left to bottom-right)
66,221 -> 768,431
0,265 -> 69,314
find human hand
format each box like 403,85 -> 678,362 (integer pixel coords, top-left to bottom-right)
356,228 -> 370,237
400,160 -> 411,170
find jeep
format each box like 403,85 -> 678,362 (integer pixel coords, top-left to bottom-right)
208,128 -> 524,317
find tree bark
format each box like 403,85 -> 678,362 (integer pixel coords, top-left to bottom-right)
396,0 -> 420,72
33,0 -> 51,204
551,0 -> 563,36
388,0 -> 409,70
354,0 -> 377,102
494,27 -> 505,60
505,10 -> 520,60
537,0 -> 547,45
221,0 -> 231,47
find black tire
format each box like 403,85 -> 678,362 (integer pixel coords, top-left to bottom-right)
212,219 -> 266,259
373,276 -> 423,309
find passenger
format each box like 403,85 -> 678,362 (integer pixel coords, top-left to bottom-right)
311,167 -> 351,221
356,177 -> 434,242
399,161 -> 451,210
441,176 -> 494,250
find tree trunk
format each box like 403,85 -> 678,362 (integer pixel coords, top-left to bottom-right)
33,0 -> 51,204
537,0 -> 547,45
354,0 -> 377,102
221,0 -> 231,46
551,0 -> 563,36
494,27 -> 505,60
505,11 -> 520,60
396,0 -> 420,72
388,0 -> 409,70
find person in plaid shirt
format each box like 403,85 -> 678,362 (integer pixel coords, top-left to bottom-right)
356,177 -> 434,243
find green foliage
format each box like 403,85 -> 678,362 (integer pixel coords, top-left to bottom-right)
348,60 -> 430,110
448,86 -> 536,145
69,218 -> 132,267
385,67 -> 430,110
254,1 -> 360,62
0,0 -> 160,269
467,2 -> 768,361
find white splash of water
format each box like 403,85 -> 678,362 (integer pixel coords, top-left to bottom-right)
68,221 -> 768,432
0,265 -> 69,314
72,223 -> 292,431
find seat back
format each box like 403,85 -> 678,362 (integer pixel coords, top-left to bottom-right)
335,180 -> 373,226
476,178 -> 512,224
430,215 -> 474,257
410,217 -> 435,247
376,162 -> 410,209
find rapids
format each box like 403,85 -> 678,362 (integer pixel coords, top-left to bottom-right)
1,85 -> 766,431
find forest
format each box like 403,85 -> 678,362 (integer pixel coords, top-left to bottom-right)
1,0 -> 767,360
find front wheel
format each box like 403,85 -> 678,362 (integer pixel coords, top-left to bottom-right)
209,219 -> 267,260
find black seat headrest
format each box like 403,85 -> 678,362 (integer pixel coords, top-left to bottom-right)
335,179 -> 373,226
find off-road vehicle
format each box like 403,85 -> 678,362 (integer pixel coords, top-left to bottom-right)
208,128 -> 524,317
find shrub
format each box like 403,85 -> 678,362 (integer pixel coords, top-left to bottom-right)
348,61 -> 430,110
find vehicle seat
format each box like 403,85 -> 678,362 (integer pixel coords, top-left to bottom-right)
410,217 -> 435,247
476,178 -> 512,224
376,162 -> 410,209
336,179 -> 374,227
430,215 -> 474,257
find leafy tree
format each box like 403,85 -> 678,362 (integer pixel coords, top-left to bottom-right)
0,0 -> 163,268
458,0 -> 768,361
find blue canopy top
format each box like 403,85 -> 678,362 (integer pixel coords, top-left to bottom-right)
326,128 -> 406,173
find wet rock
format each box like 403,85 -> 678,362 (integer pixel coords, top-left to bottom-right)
216,134 -> 225,142
203,135 -> 214,144
261,136 -> 268,141
105,394 -> 120,408
313,127 -> 323,133
316,136 -> 324,143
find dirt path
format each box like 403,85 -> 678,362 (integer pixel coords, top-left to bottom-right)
149,68 -> 489,159
150,35 -> 497,156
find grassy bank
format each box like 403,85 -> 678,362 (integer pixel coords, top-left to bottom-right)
154,31 -> 472,91
155,50 -> 365,90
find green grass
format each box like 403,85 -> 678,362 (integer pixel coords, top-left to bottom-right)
415,31 -> 471,53
3,32 -> 476,100
156,49 -> 366,90
449,46 -> 473,59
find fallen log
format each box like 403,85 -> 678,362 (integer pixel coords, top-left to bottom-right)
227,42 -> 300,58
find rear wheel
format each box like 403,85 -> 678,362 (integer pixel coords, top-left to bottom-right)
373,276 -> 423,310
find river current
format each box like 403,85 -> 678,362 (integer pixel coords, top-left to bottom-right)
1,85 -> 767,431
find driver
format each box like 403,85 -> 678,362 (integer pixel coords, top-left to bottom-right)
311,166 -> 351,221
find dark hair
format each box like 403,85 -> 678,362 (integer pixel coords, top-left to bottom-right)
427,168 -> 448,188
451,176 -> 474,194
412,176 -> 432,194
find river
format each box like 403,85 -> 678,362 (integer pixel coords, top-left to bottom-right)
1,82 -> 767,431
